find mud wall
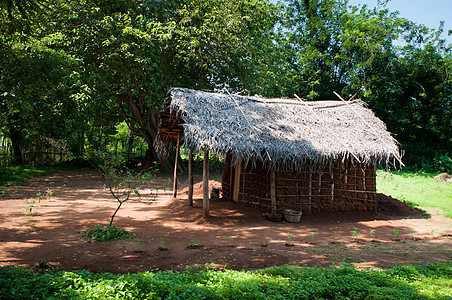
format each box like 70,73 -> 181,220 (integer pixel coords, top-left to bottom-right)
222,157 -> 377,214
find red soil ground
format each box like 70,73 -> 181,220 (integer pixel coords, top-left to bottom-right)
0,169 -> 450,274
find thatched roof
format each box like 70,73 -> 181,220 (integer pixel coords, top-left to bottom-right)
163,87 -> 403,169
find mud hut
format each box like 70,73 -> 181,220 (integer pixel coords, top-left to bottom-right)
159,87 -> 402,216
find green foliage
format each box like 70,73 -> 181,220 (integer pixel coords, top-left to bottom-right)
434,155 -> 452,173
377,170 -> 452,217
82,225 -> 133,242
0,263 -> 451,299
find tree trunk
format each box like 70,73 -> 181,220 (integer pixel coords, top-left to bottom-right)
9,126 -> 23,165
118,96 -> 174,172
140,142 -> 173,172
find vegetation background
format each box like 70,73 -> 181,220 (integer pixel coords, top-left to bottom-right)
0,0 -> 450,172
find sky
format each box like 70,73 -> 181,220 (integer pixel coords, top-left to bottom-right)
273,0 -> 452,43
350,0 -> 452,41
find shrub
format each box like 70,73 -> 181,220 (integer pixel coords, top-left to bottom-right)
0,263 -> 451,299
82,225 -> 133,242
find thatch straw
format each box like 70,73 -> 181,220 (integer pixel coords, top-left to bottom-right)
168,87 -> 403,170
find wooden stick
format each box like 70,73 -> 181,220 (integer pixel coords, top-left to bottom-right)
188,148 -> 194,206
308,167 -> 312,214
330,162 -> 334,204
203,148 -> 210,218
232,155 -> 242,202
270,167 -> 276,213
318,171 -> 322,194
172,134 -> 180,198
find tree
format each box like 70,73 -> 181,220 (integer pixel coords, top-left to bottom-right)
0,0 -> 80,164
279,0 -> 451,169
44,0 -> 279,170
87,150 -> 155,227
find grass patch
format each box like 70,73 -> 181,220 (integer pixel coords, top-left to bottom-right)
377,170 -> 452,217
0,166 -> 69,186
0,263 -> 450,299
81,225 -> 133,242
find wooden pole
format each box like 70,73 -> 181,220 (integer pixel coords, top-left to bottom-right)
270,168 -> 276,214
330,162 -> 334,205
172,134 -> 180,198
203,148 -> 210,218
308,167 -> 312,214
318,172 -> 322,194
232,155 -> 242,203
188,148 -> 194,206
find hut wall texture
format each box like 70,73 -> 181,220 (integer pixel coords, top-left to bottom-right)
221,157 -> 377,214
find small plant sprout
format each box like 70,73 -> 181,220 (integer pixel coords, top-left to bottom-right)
262,234 -> 270,247
158,238 -> 168,251
392,229 -> 400,240
285,232 -> 294,247
308,228 -> 318,243
188,235 -> 198,247
227,236 -> 234,247
407,228 -> 415,240
25,199 -> 35,222
350,227 -> 360,242
331,230 -> 338,240
370,229 -> 376,241
45,188 -> 54,199
133,238 -> 143,252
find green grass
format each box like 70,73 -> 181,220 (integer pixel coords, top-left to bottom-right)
0,263 -> 450,299
377,170 -> 452,217
0,166 -> 69,186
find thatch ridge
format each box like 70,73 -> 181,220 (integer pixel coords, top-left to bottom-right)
168,87 -> 402,169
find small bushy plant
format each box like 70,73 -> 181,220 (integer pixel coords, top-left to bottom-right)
82,225 -> 133,242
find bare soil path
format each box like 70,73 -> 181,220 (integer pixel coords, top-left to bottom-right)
0,169 -> 450,274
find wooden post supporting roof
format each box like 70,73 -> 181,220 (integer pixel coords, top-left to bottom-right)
188,148 -> 194,206
232,155 -> 242,203
270,168 -> 276,214
307,167 -> 312,214
172,134 -> 180,198
203,148 -> 210,218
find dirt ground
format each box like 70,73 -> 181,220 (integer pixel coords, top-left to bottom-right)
0,169 -> 450,274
